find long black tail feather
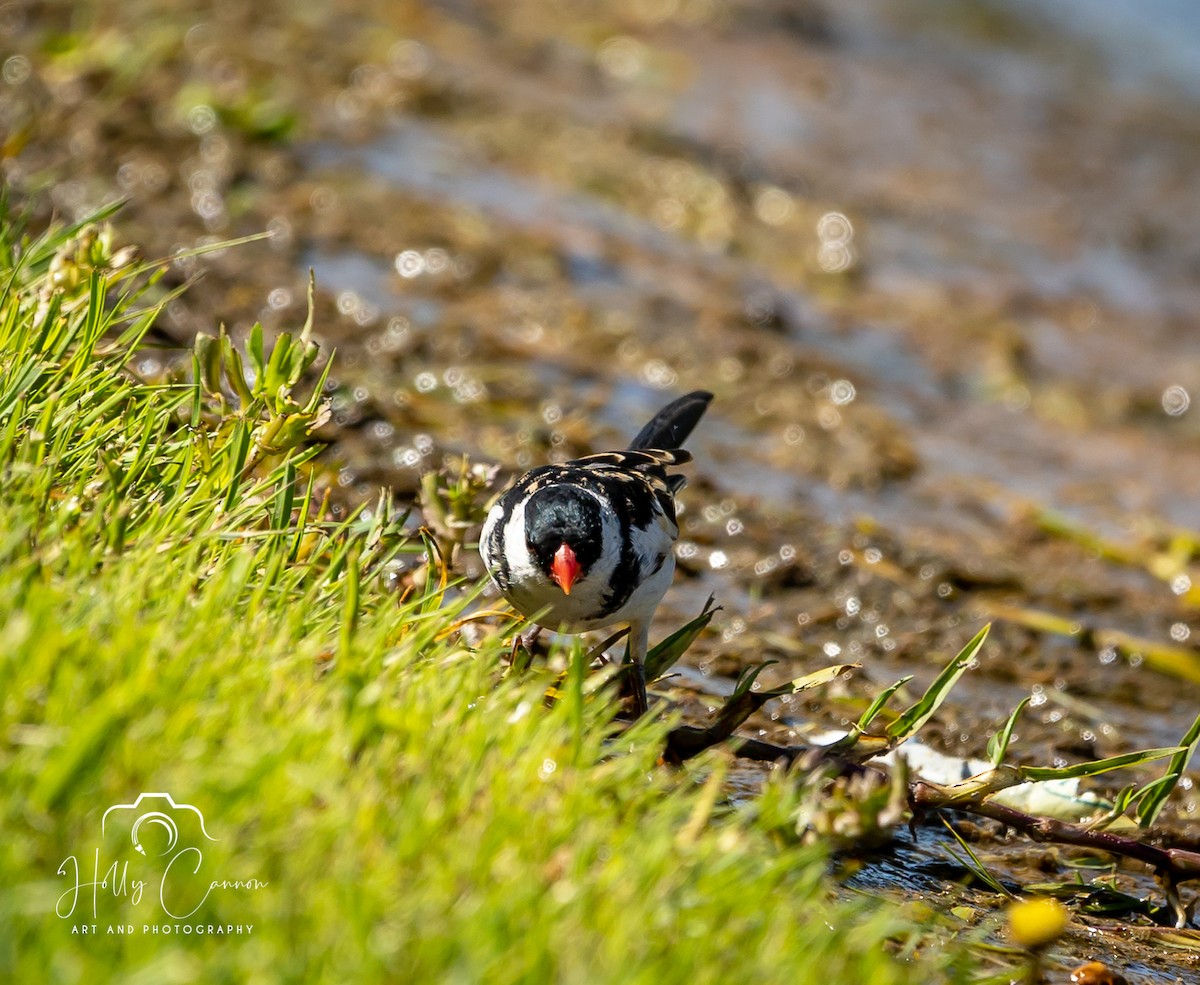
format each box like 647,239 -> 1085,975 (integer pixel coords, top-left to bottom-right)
627,390 -> 713,451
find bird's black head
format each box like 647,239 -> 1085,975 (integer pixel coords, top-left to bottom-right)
524,484 -> 603,594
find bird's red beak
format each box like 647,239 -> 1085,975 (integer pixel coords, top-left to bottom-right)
550,543 -> 581,595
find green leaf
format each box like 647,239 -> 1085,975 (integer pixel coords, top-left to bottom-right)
339,542 -> 362,656
730,661 -> 778,699
221,330 -> 254,405
1137,710 -> 1200,828
32,687 -> 133,812
1017,746 -> 1183,782
248,321 -> 266,381
887,624 -> 990,740
289,470 -> 317,562
222,421 -> 252,512
304,348 -> 335,414
274,460 -> 297,532
300,268 -> 316,346
1108,783 -> 1139,817
644,595 -> 718,681
1087,775 -> 1177,832
193,331 -> 222,395
856,676 -> 913,732
987,696 -> 1030,768
264,328 -> 294,397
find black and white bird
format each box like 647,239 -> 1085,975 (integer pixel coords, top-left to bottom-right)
479,390 -> 713,716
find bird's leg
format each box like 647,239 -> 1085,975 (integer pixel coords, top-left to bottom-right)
625,621 -> 651,718
521,625 -> 544,652
508,625 -> 543,672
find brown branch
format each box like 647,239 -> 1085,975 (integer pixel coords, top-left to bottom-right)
910,782 -> 1200,882
663,724 -> 804,765
911,781 -> 1200,927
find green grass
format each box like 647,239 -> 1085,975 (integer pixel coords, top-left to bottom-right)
0,207 -> 966,984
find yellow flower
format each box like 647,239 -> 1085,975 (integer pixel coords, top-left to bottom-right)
1008,897 -> 1069,949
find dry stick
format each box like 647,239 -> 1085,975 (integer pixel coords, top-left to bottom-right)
911,781 -> 1200,927
664,724 -> 800,764
910,782 -> 1200,880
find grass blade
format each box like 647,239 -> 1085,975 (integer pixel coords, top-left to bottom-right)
644,595 -> 718,681
887,624 -> 990,741
987,696 -> 1030,768
1018,747 -> 1183,782
857,675 -> 913,732
939,817 -> 1016,899
1137,710 -> 1200,827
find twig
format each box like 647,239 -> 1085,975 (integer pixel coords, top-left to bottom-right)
663,724 -> 801,765
911,781 -> 1200,927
